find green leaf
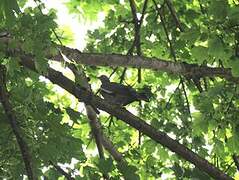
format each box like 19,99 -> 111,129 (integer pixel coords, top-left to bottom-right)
193,94 -> 214,112
157,147 -> 169,162
5,57 -> 20,76
208,36 -> 226,60
0,0 -> 20,24
142,140 -> 157,154
213,139 -> 224,155
208,0 -> 228,20
34,58 -> 49,75
117,162 -> 140,180
192,112 -> 208,135
191,168 -> 211,179
97,158 -> 113,174
228,6 -> 239,26
229,57 -> 239,77
172,163 -> 183,177
191,46 -> 208,64
66,107 -> 82,124
45,169 -> 61,179
150,118 -> 162,129
180,28 -> 200,45
83,166 -> 101,179
208,83 -> 224,96
227,135 -> 239,153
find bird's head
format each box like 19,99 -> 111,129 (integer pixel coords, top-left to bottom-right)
99,75 -> 110,83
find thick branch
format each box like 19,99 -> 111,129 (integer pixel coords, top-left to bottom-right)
41,59 -> 123,165
19,55 -> 232,180
60,64 -> 109,179
85,106 -> 109,179
69,64 -> 122,159
68,64 -> 105,158
86,106 -> 105,157
0,37 -> 236,83
86,104 -> 124,163
101,134 -> 123,162
54,46 -> 235,82
0,66 -> 35,180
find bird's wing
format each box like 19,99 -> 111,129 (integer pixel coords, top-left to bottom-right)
100,90 -> 137,106
106,82 -> 137,96
100,86 -> 114,94
99,80 -> 140,106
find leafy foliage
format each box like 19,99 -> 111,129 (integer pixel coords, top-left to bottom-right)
0,0 -> 239,179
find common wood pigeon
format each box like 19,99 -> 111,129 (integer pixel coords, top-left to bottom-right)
99,75 -> 150,106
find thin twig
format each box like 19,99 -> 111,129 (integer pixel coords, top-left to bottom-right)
198,0 -> 206,15
224,161 -> 234,173
33,0 -> 63,46
154,1 -> 192,120
155,3 -> 177,60
165,80 -> 181,109
109,67 -> 118,78
119,68 -> 127,83
128,0 -> 148,83
181,78 -> 192,120
49,161 -> 74,180
232,154 -> 239,171
165,0 -> 184,32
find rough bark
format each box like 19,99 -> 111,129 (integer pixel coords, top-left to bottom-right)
53,45 -> 236,83
0,37 -> 236,83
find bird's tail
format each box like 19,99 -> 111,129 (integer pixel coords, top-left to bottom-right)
136,86 -> 152,102
137,92 -> 150,102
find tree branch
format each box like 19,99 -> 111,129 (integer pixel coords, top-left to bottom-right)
165,0 -> 184,31
0,65 -> 35,180
128,0 -> 148,83
0,37 -> 237,84
129,0 -> 138,25
49,161 -> 74,180
18,55 -> 233,180
67,64 -> 109,179
101,134 -> 123,162
67,63 -> 125,177
232,154 -> 239,171
128,0 -> 148,55
154,3 -> 192,119
53,45 -> 236,83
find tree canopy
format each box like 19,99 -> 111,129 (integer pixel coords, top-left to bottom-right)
0,0 -> 239,179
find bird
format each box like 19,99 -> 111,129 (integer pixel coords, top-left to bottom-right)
99,75 -> 151,106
